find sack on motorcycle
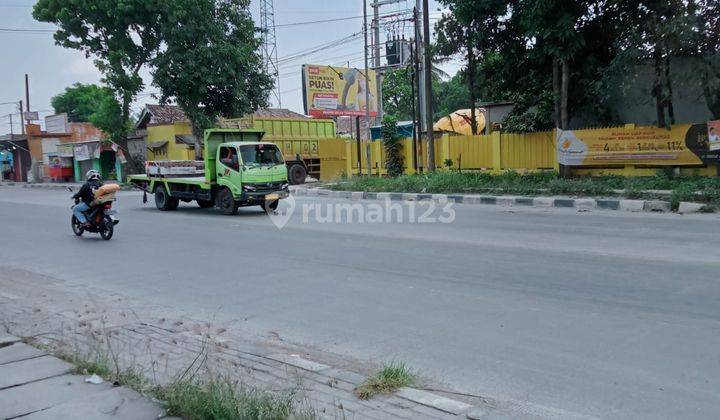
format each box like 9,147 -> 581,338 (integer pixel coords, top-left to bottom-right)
94,184 -> 120,197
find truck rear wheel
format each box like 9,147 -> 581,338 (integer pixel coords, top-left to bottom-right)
288,164 -> 306,185
155,185 -> 172,211
218,188 -> 238,215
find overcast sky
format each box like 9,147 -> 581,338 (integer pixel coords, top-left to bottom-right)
0,0 -> 457,134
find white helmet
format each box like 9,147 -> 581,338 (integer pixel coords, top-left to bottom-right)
85,169 -> 100,181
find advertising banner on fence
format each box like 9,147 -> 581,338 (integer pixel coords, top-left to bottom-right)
557,124 -> 711,166
302,64 -> 378,118
708,120 -> 720,151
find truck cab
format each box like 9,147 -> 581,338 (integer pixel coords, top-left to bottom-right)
204,128 -> 289,214
128,128 -> 289,215
212,141 -> 289,212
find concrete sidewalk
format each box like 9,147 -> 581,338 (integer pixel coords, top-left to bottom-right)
0,335 -> 170,420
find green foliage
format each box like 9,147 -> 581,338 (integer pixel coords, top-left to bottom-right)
152,0 -> 273,145
383,67 -> 415,121
670,183 -> 697,211
34,0 -> 163,168
501,91 -> 555,133
382,66 -> 470,123
330,171 -> 720,207
355,362 -> 414,400
155,376 -> 306,420
51,83 -> 115,123
432,0 -> 720,130
381,116 -> 404,177
434,73 -> 470,118
90,95 -> 129,143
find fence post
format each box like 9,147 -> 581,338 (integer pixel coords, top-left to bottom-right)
440,134 -> 450,169
345,141 -> 353,178
552,129 -> 560,173
491,131 -> 502,172
404,137 -> 415,175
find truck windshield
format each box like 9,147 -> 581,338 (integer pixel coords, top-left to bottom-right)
239,144 -> 284,167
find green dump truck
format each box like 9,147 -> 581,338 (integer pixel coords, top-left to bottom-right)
128,128 -> 289,215
221,115 -> 337,184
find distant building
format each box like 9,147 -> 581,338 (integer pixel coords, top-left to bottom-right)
136,104 -> 195,161
24,114 -> 124,183
0,134 -> 30,182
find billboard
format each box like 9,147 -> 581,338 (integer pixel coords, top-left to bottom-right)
557,124 -> 712,167
302,65 -> 378,118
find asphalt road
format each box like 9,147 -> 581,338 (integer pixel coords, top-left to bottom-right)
1,187 -> 719,419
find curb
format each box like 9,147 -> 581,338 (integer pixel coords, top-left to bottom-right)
289,186 -> 713,214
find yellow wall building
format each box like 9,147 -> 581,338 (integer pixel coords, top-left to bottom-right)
146,122 -> 195,161
137,105 -> 196,161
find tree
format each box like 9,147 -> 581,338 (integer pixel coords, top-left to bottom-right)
34,0 -> 163,168
382,67 -> 415,121
516,0 -> 589,129
381,115 -> 404,177
152,0 -> 273,157
51,83 -> 116,123
435,0 -> 509,134
435,73 -> 470,118
689,0 -> 720,118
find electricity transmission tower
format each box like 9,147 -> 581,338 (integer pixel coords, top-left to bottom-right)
260,0 -> 281,107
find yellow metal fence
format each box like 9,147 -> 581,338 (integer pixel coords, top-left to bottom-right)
343,131 -> 557,177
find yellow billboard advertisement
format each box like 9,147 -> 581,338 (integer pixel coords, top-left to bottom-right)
302,65 -> 378,118
557,124 -> 710,166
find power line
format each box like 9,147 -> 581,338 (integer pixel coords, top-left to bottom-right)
276,15 -> 363,28
275,9 -> 413,29
277,46 -> 364,72
0,27 -> 54,33
277,32 -> 363,64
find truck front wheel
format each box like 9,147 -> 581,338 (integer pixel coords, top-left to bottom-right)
217,188 -> 238,215
288,163 -> 307,185
262,200 -> 279,212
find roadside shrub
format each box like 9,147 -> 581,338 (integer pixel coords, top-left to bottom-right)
381,116 -> 404,177
355,362 -> 414,400
670,184 -> 698,211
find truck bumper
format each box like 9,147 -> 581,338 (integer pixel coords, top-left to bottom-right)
240,189 -> 289,203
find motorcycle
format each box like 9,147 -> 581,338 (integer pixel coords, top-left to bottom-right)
68,187 -> 119,240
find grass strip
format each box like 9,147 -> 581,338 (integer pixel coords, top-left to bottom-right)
355,362 -> 414,400
328,171 -> 720,205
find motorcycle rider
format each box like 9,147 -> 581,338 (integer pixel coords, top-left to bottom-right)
72,170 -> 103,227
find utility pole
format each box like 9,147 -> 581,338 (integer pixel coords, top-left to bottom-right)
18,101 -> 24,135
409,43 -> 418,172
412,7 -> 424,172
24,74 -> 30,118
356,116 -> 362,175
363,0 -> 371,142
414,3 -> 426,134
372,1 -> 383,124
422,0 -> 434,171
